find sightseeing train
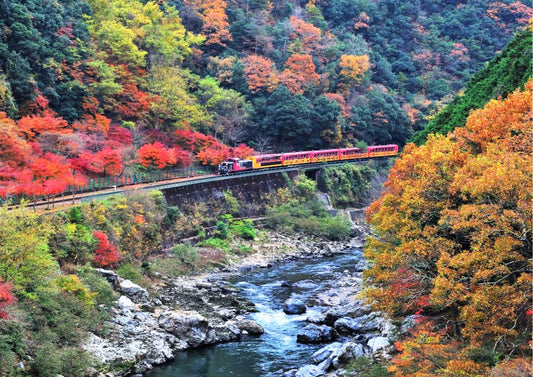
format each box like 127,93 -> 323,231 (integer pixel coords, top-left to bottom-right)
217,144 -> 399,174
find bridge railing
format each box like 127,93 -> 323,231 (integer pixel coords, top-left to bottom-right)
0,166 -> 216,207
66,166 -> 215,195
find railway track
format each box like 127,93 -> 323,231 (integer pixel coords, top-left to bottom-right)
10,156 -> 391,212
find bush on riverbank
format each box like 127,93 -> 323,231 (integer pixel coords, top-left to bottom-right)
345,356 -> 391,377
266,175 -> 351,240
0,207 -> 112,376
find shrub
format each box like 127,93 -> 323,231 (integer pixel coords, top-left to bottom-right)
93,231 -> 120,268
67,207 -> 84,224
199,238 -> 231,252
230,219 -> 257,240
78,267 -> 117,306
216,220 -> 229,239
0,207 -> 57,298
171,244 -> 198,264
0,279 -> 15,319
50,223 -> 97,264
54,275 -> 96,307
117,263 -> 143,283
345,356 -> 391,377
0,320 -> 25,376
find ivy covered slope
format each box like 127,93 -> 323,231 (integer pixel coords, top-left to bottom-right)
411,26 -> 533,145
364,77 -> 532,376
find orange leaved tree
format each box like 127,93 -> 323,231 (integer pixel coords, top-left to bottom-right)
365,80 -> 532,376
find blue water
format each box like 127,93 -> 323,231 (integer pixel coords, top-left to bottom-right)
148,250 -> 363,377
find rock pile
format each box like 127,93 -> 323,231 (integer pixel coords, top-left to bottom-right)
84,271 -> 262,376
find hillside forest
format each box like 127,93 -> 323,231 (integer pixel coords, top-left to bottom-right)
0,0 -> 531,199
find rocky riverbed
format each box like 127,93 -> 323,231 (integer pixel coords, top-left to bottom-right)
84,210 -> 403,377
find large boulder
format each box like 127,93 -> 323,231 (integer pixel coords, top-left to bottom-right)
331,341 -> 366,369
311,342 -> 343,363
295,364 -> 325,377
94,268 -> 120,288
119,279 -> 150,304
368,336 -> 391,354
158,310 -> 210,347
333,317 -> 360,335
333,313 -> 381,335
117,295 -> 136,311
296,324 -> 336,344
283,299 -> 307,314
323,301 -> 369,325
236,319 -> 264,335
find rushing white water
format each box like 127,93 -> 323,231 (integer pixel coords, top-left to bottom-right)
148,250 -> 364,377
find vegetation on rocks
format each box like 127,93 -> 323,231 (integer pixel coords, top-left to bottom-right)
0,171 -> 354,375
317,163 -> 379,208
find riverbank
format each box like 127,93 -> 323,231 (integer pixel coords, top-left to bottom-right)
83,208 -> 398,377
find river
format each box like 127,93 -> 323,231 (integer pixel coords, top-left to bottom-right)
148,249 -> 364,377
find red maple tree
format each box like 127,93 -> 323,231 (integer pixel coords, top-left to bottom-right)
93,231 -> 120,268
0,279 -> 15,319
137,142 -> 171,169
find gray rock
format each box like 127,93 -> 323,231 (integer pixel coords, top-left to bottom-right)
323,302 -> 366,325
94,268 -> 119,288
119,279 -> 150,303
297,324 -> 336,344
332,341 -> 366,368
283,299 -> 306,314
295,364 -> 325,377
380,319 -> 396,338
306,312 -> 326,324
367,336 -> 390,354
158,310 -> 209,347
117,295 -> 135,311
311,342 -> 343,363
236,319 -> 264,335
333,317 -> 361,335
317,357 -> 332,372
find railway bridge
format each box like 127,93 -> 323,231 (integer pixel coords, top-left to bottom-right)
77,159 -> 375,208
15,158 -> 384,211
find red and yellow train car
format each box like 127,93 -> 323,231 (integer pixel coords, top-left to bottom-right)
219,145 -> 398,174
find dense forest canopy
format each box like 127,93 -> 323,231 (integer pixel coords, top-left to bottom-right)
0,0 -> 530,198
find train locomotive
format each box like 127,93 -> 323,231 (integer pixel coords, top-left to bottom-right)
217,145 -> 398,174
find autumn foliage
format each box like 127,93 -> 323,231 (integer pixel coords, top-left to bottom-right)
137,142 -> 173,169
93,231 -> 120,267
0,279 -> 15,319
196,142 -> 230,166
242,55 -> 279,94
288,16 -> 321,52
365,81 -> 533,376
184,0 -> 232,46
338,54 -> 370,93
279,54 -> 320,95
